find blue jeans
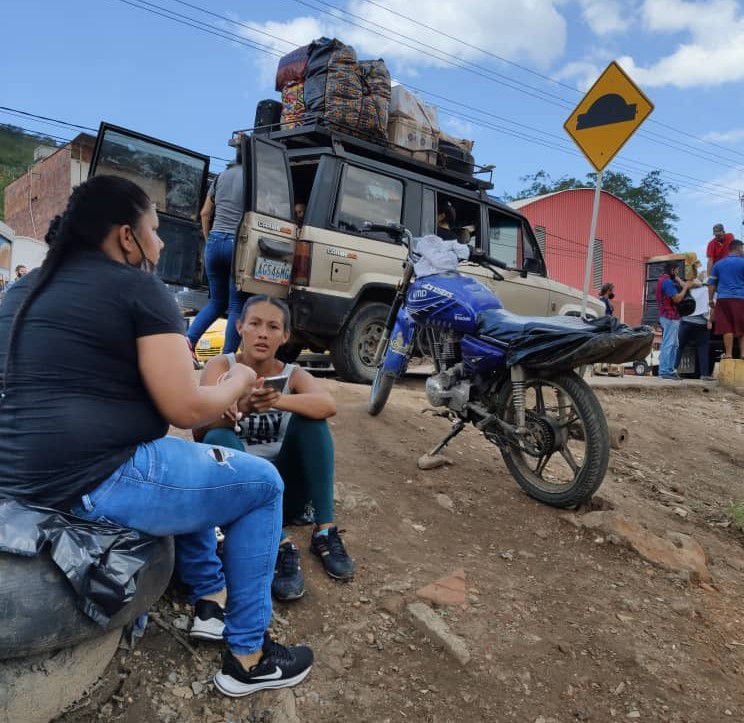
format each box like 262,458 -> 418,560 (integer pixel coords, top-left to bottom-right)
69,436 -> 283,655
659,316 -> 680,376
187,231 -> 248,354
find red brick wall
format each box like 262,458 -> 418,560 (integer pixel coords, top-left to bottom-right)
5,147 -> 72,240
4,135 -> 94,241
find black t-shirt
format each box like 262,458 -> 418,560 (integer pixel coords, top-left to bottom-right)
437,226 -> 458,241
0,251 -> 185,509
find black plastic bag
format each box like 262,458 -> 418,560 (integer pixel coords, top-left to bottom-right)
478,311 -> 654,370
0,499 -> 169,626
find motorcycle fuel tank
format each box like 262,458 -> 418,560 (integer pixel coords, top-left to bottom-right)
406,273 -> 503,334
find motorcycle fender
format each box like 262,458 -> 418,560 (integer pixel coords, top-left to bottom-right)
381,308 -> 416,377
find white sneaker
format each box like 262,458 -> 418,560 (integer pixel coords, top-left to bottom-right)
190,599 -> 225,641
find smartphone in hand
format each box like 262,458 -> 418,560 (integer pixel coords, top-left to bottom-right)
263,375 -> 289,392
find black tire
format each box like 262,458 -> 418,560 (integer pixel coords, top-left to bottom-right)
493,371 -> 609,508
368,368 -> 396,415
0,536 -> 174,659
633,360 -> 649,376
331,302 -> 389,384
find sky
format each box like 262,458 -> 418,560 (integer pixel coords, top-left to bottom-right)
4,0 -> 744,262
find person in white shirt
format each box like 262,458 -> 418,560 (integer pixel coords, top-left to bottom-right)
674,272 -> 714,380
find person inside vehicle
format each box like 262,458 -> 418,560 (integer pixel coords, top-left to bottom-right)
294,202 -> 306,228
0,175 -> 313,698
599,283 -> 615,316
186,136 -> 248,356
194,295 -> 355,602
436,200 -> 458,240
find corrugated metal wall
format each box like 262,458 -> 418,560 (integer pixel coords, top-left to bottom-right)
517,190 -> 672,325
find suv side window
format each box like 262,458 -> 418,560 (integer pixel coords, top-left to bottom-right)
521,224 -> 545,275
334,165 -> 403,235
488,210 -> 519,267
254,140 -> 293,221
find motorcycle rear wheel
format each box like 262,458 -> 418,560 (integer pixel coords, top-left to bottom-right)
492,370 -> 609,508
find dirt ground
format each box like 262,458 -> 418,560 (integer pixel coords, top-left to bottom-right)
58,377 -> 744,723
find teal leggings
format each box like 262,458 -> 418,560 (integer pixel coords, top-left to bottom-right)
203,415 -> 335,534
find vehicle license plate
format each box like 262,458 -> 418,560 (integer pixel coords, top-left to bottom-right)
198,338 -> 212,350
254,256 -> 291,286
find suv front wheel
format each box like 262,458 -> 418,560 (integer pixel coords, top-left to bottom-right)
332,302 -> 389,383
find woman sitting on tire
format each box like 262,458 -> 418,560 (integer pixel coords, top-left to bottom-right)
0,175 -> 313,698
194,295 -> 355,602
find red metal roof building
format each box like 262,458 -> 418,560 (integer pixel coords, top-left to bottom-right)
511,189 -> 672,325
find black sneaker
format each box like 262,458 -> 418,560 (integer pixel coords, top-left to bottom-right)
190,599 -> 225,641
271,542 -> 305,601
310,526 -> 355,581
213,634 -> 314,697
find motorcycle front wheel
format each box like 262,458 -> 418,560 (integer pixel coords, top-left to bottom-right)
491,370 -> 609,508
367,365 -> 396,416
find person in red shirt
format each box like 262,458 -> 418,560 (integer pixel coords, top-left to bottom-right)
706,223 -> 734,277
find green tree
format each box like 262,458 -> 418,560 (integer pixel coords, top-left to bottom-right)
505,169 -> 679,249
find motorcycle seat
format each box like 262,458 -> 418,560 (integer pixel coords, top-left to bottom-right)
477,308 -> 596,343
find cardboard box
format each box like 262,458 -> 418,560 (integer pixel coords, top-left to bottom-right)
390,86 -> 439,130
388,116 -> 439,160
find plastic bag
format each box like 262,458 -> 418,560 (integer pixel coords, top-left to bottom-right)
413,235 -> 470,277
478,312 -> 654,370
0,499 -> 167,626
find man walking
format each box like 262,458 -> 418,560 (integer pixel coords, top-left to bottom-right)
709,238 -> 744,359
657,262 -> 691,379
706,223 -> 734,277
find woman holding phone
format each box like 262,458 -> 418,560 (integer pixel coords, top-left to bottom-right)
194,295 -> 354,602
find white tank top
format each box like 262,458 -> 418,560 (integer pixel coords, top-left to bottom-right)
225,354 -> 297,461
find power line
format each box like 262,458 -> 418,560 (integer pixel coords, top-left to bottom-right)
101,0 -> 740,202
356,0 -> 744,166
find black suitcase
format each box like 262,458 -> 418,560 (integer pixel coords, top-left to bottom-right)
437,140 -> 474,175
254,99 -> 283,134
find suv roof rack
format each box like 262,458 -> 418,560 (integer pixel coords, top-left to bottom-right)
235,121 -> 494,192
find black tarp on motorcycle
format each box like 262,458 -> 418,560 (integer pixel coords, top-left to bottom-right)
477,311 -> 654,370
0,499 -> 173,659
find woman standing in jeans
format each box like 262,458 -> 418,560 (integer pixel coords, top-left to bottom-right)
0,175 -> 313,698
187,141 -> 247,355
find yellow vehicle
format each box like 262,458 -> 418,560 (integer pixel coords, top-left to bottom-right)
193,318 -> 226,363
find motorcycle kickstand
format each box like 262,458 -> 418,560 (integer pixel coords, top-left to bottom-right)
427,419 -> 466,457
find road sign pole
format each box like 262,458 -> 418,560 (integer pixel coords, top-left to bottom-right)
581,170 -> 603,318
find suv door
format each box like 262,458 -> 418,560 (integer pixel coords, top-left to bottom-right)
479,207 -> 552,315
89,123 -> 209,287
234,135 -> 297,298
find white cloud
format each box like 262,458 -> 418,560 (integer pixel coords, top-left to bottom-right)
577,0 -> 634,35
239,0 -> 569,85
703,129 -> 744,144
616,0 -> 744,88
441,116 -> 477,139
553,60 -> 603,90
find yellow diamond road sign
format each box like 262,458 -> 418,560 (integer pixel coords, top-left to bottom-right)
564,61 -> 654,172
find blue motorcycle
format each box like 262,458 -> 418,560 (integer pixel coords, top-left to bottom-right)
367,224 -> 650,508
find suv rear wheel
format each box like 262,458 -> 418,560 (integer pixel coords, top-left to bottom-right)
332,302 -> 389,383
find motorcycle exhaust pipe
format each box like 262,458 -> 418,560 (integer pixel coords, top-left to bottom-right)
571,422 -> 629,450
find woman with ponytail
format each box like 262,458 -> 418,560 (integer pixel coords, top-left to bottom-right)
0,175 -> 313,697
